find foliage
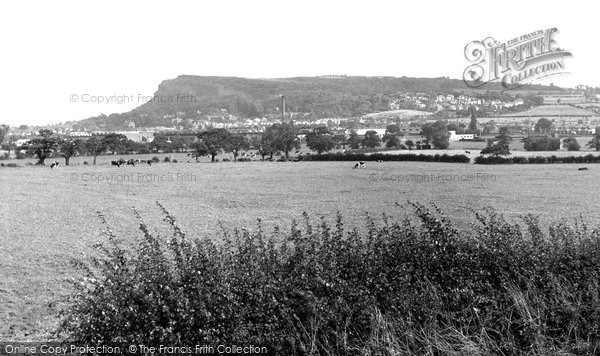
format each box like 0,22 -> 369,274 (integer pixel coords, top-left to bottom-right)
562,137 -> 581,151
523,136 -> 561,151
534,118 -> 554,133
24,129 -> 61,165
59,139 -> 83,165
197,128 -> 232,162
305,127 -> 335,154
59,203 -> 600,355
475,154 -> 600,164
347,131 -> 361,149
421,120 -> 450,149
265,123 -> 301,159
361,131 -> 382,149
480,127 -> 511,156
587,130 -> 600,151
299,152 -> 470,163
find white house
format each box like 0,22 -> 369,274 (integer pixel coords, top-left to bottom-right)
449,131 -> 475,142
355,128 -> 387,138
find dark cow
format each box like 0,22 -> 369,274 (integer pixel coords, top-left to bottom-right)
354,161 -> 366,169
126,159 -> 135,166
465,151 -> 471,154
578,167 -> 589,171
147,160 -> 152,166
50,161 -> 59,169
111,160 -> 121,167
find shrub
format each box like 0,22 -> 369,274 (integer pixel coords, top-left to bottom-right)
474,154 -> 600,164
1,162 -> 19,167
163,156 -> 171,163
301,152 -> 470,163
151,156 -> 160,163
59,203 -> 600,354
172,159 -> 178,163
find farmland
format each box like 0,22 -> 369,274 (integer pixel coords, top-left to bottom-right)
1,158 -> 600,340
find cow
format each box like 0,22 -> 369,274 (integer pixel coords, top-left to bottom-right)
465,151 -> 471,154
126,159 -> 135,166
147,160 -> 152,166
111,160 -> 121,167
50,161 -> 59,169
578,167 -> 589,171
354,161 -> 366,169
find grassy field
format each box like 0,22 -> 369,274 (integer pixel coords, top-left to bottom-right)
1,159 -> 600,340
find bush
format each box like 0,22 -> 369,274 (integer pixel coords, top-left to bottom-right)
1,162 -> 19,167
475,154 -> 600,164
302,152 -> 470,163
237,158 -> 251,162
163,156 -> 171,163
151,156 -> 160,163
58,203 -> 600,354
172,159 -> 178,163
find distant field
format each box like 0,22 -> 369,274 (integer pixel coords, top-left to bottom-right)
1,160 -> 600,340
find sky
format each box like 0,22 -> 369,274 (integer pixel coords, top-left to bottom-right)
0,0 -> 597,126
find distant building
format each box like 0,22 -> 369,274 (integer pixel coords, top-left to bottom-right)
355,128 -> 387,138
449,131 -> 475,142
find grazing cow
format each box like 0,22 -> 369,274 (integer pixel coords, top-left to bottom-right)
354,161 -> 366,169
377,160 -> 383,163
111,160 -> 121,167
83,161 -> 89,165
465,151 -> 471,154
135,159 -> 141,163
126,159 -> 135,166
578,167 -> 589,171
147,160 -> 152,166
50,161 -> 59,169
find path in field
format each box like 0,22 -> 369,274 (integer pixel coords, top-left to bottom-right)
1,161 -> 600,340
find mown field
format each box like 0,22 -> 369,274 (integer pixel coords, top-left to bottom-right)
1,158 -> 600,340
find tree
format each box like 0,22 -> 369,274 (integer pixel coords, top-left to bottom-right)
101,133 -> 129,154
468,106 -> 478,133
265,123 -> 300,159
197,128 -> 232,162
59,139 -> 83,165
385,124 -> 401,136
259,130 -> 279,160
383,134 -> 400,148
228,135 -> 249,161
481,127 -> 511,156
347,131 -> 361,149
24,129 -> 60,165
0,124 -> 8,144
190,141 -> 209,162
534,118 -> 553,134
587,129 -> 600,151
420,120 -> 450,149
362,131 -> 381,149
405,140 -> 415,150
562,137 -> 580,151
83,136 -> 105,165
306,127 -> 335,154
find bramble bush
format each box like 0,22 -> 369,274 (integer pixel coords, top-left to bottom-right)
301,152 -> 470,163
58,203 -> 600,355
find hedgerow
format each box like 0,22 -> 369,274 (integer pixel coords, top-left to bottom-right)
475,154 -> 600,164
58,203 -> 600,355
301,152 -> 470,163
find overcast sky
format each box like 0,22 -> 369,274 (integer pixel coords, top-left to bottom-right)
1,0 -> 597,126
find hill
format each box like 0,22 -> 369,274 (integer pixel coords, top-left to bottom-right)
72,75 -> 564,130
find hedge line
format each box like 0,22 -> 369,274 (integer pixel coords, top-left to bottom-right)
301,152 -> 470,163
475,154 -> 600,164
